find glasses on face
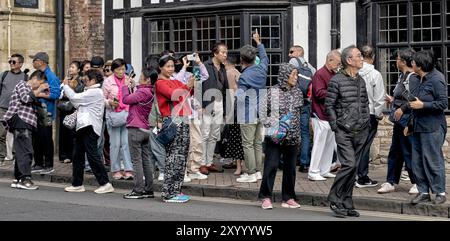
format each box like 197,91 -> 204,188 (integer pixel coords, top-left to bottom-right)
289,50 -> 294,54
104,68 -> 111,73
8,60 -> 18,65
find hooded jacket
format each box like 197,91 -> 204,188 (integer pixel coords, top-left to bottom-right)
358,62 -> 386,118
261,64 -> 303,145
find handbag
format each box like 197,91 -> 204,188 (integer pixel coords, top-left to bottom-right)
57,100 -> 74,112
106,110 -> 128,127
156,117 -> 179,145
388,109 -> 411,128
63,110 -> 77,129
156,90 -> 191,145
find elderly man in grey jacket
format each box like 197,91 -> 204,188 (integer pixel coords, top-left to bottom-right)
355,45 -> 386,188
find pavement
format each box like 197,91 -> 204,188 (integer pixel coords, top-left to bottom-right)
1,159 -> 449,218
3,179 -> 439,221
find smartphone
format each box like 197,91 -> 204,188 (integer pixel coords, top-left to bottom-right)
255,28 -> 259,35
187,53 -> 196,61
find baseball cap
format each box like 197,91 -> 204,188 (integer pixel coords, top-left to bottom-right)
29,52 -> 49,64
91,56 -> 105,68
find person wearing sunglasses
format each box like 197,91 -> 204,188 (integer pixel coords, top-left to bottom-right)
0,54 -> 28,166
104,60 -> 113,78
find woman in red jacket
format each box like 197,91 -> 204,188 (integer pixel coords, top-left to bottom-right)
156,55 -> 194,203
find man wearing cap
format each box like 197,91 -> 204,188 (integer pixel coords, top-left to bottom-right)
91,56 -> 105,77
30,52 -> 61,174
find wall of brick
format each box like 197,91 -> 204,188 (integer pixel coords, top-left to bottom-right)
69,0 -> 104,62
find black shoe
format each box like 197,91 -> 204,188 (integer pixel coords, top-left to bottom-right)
298,165 -> 309,173
16,177 -> 39,190
434,195 -> 447,205
40,168 -> 55,175
123,191 -> 145,199
346,209 -> 360,217
355,177 -> 378,188
31,166 -> 44,174
142,191 -> 155,199
411,193 -> 431,205
330,203 -> 347,218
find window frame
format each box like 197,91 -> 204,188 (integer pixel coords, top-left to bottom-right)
374,0 -> 450,112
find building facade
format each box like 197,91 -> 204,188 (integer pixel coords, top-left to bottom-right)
0,0 -> 104,76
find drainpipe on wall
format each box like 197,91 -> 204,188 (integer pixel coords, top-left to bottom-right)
56,0 -> 65,80
7,0 -> 12,57
330,0 -> 339,50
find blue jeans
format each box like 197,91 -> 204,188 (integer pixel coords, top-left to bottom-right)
386,123 -> 415,185
298,103 -> 311,167
107,124 -> 133,173
412,126 -> 446,194
149,128 -> 166,174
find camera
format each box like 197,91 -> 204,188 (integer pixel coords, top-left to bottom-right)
187,53 -> 197,62
402,89 -> 416,102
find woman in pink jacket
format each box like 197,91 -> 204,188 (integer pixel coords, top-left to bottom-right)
122,67 -> 156,199
102,59 -> 133,180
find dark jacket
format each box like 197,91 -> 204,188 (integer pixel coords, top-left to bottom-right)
325,69 -> 370,132
202,59 -> 228,111
412,69 -> 448,133
392,71 -> 420,114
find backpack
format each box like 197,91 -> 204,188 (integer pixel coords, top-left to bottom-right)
293,58 -> 313,100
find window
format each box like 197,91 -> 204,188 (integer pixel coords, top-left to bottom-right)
173,19 -> 193,52
220,15 -> 240,50
251,14 -> 282,86
376,0 -> 450,110
379,3 -> 407,43
148,12 -> 285,86
150,20 -> 170,54
197,17 -> 216,52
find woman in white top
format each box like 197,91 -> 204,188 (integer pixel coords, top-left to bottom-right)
62,69 -> 114,194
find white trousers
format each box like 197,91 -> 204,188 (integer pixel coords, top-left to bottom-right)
309,118 -> 337,175
6,131 -> 14,160
201,101 -> 223,165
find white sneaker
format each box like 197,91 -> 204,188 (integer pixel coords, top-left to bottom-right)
183,175 -> 192,183
321,173 -> 336,178
377,182 -> 395,194
94,183 -> 114,194
189,172 -> 208,180
308,174 -> 327,181
408,184 -> 419,195
158,173 -> 164,181
65,185 -> 86,193
236,173 -> 257,183
255,172 -> 263,180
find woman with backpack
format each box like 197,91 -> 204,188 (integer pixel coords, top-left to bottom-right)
258,63 -> 303,210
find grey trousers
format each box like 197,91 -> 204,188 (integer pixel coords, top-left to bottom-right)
128,128 -> 154,193
0,108 -> 8,160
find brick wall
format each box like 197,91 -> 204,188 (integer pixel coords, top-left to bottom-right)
370,116 -> 450,165
69,0 -> 104,61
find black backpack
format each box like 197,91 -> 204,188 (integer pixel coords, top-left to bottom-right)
293,58 -> 313,99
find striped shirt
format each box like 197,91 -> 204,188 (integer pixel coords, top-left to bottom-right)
3,81 -> 38,128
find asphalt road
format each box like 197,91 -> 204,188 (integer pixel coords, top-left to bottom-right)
0,178 -> 446,221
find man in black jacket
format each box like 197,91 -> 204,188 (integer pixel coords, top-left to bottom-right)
325,45 -> 370,218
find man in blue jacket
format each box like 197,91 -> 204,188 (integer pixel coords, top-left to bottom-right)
29,52 -> 61,174
236,31 -> 269,183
